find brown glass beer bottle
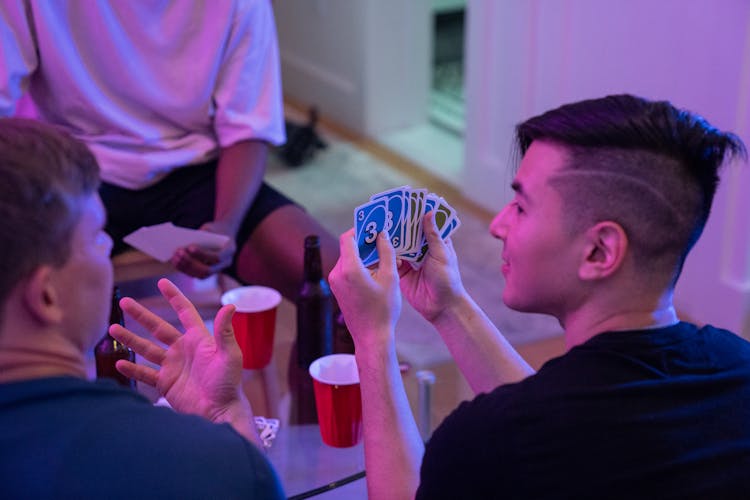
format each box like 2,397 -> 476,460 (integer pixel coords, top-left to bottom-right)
289,235 -> 333,424
94,286 -> 136,389
333,310 -> 356,355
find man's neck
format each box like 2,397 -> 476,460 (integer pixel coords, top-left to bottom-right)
0,344 -> 87,383
562,302 -> 679,350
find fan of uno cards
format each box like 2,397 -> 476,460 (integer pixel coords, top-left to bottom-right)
353,185 -> 461,268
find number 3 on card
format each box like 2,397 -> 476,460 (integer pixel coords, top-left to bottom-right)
364,221 -> 377,244
354,199 -> 387,265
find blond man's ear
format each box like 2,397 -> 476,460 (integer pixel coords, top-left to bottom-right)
22,266 -> 64,326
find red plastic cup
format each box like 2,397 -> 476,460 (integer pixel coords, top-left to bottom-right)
309,354 -> 362,447
221,286 -> 281,369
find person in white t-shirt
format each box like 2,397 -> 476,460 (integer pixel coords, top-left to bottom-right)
0,0 -> 335,300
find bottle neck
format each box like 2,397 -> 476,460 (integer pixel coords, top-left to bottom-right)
110,286 -> 125,327
303,245 -> 323,282
100,286 -> 127,346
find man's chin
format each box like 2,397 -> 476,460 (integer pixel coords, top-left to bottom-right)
502,293 -> 540,314
501,294 -> 525,312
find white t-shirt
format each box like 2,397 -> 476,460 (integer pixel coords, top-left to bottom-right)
0,0 -> 285,189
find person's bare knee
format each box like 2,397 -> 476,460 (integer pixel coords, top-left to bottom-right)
235,204 -> 339,300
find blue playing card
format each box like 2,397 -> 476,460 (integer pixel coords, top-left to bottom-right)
370,186 -> 410,251
354,198 -> 388,266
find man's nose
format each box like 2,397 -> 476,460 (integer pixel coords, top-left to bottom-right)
489,205 -> 510,240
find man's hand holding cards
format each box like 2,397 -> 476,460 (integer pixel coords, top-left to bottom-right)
354,185 -> 461,268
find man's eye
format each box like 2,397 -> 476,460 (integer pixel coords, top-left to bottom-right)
513,201 -> 524,214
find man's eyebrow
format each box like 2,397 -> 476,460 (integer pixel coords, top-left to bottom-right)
511,181 -> 530,201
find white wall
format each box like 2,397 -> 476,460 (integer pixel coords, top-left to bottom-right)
274,1 -> 365,132
274,0 -> 430,136
464,0 -> 750,335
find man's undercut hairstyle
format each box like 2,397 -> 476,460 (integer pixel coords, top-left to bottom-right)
0,118 -> 100,309
515,94 -> 746,284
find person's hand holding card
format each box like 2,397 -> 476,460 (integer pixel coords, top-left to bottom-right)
123,222 -> 234,279
397,210 -> 468,324
171,222 -> 238,279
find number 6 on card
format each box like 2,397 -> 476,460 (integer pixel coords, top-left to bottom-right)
354,198 -> 387,266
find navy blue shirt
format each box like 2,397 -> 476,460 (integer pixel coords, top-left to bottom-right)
417,323 -> 750,499
0,377 -> 284,499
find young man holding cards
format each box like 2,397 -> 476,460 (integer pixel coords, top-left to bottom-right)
329,95 -> 750,498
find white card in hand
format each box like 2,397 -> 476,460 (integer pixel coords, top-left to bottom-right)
123,222 -> 230,262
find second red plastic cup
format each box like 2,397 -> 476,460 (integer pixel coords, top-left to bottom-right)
221,286 -> 282,369
309,354 -> 362,447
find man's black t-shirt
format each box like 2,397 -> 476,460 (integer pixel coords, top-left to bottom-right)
417,322 -> 750,499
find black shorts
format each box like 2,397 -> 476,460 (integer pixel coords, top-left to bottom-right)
100,159 -> 296,277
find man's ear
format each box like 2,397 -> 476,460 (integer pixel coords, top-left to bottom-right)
23,266 -> 64,325
578,221 -> 628,281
